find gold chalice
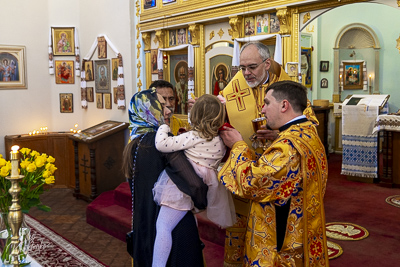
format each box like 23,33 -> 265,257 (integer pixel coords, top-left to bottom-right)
251,117 -> 267,150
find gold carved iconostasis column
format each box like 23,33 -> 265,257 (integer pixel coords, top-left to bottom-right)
142,32 -> 152,87
276,6 -> 295,81
189,24 -> 205,97
154,29 -> 166,81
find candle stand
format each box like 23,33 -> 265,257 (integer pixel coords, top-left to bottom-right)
5,148 -> 24,266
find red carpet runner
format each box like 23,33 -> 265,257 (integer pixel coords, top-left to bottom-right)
25,215 -> 106,267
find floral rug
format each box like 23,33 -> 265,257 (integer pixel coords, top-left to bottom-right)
327,241 -> 343,260
25,215 -> 106,267
385,195 -> 400,208
325,222 -> 369,241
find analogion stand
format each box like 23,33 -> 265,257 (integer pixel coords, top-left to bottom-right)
69,120 -> 128,201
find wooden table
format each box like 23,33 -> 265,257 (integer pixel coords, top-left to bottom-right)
372,115 -> 400,187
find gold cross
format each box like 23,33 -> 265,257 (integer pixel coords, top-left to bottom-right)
306,196 -> 320,217
226,79 -> 250,111
248,214 -> 267,247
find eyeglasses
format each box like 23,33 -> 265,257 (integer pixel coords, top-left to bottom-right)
239,58 -> 267,73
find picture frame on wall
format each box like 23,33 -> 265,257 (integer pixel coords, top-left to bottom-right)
321,78 -> 328,88
320,61 -> 329,72
169,53 -> 188,115
60,93 -> 73,113
84,60 -> 94,81
94,59 -> 111,93
285,62 -> 298,77
343,62 -> 363,89
244,16 -> 255,36
51,27 -> 75,56
270,13 -> 280,33
111,58 -> 119,81
177,28 -> 187,45
0,45 -> 27,89
256,14 -> 269,34
210,54 -> 232,96
96,93 -> 103,109
169,30 -> 177,47
144,0 -> 156,9
104,93 -> 112,109
55,60 -> 74,84
301,47 -> 312,87
97,36 -> 107,59
87,87 -> 94,102
151,49 -> 158,74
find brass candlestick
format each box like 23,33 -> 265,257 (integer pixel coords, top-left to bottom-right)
6,148 -> 24,266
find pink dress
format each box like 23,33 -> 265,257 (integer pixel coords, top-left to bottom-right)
153,124 -> 236,228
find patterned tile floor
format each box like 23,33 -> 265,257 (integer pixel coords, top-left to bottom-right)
28,188 -> 132,267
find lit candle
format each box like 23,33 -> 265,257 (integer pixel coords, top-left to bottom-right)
74,124 -> 78,128
10,145 -> 20,177
369,74 -> 372,85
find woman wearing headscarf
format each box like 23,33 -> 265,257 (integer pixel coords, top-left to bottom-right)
123,88 -> 207,266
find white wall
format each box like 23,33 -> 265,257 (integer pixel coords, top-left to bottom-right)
0,0 -> 136,155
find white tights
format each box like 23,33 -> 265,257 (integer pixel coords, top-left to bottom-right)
152,205 -> 187,267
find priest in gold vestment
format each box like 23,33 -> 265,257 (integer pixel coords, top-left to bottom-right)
219,42 -> 319,266
219,80 -> 329,266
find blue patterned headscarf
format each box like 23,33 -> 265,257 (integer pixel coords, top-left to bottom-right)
129,88 -> 163,140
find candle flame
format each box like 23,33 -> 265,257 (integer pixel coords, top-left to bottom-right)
11,145 -> 19,152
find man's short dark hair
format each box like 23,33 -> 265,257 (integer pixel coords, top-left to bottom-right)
149,80 -> 174,90
266,80 -> 308,113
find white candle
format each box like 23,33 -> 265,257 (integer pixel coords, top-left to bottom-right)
10,145 -> 19,177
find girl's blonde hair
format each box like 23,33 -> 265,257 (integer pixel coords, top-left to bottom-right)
189,94 -> 225,141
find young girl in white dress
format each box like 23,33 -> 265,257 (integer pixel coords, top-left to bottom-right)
152,94 -> 236,267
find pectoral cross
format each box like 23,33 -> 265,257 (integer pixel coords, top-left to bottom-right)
80,155 -> 90,181
226,79 -> 250,111
248,215 -> 267,247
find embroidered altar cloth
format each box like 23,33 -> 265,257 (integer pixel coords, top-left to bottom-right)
372,115 -> 400,134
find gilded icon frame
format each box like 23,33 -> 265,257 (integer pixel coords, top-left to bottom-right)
343,62 -> 363,90
55,60 -> 74,84
52,27 -> 75,56
94,59 -> 111,93
60,93 -> 73,113
0,45 -> 27,89
84,60 -> 94,81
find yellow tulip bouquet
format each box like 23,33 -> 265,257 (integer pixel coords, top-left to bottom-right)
0,147 -> 57,264
0,147 -> 57,214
